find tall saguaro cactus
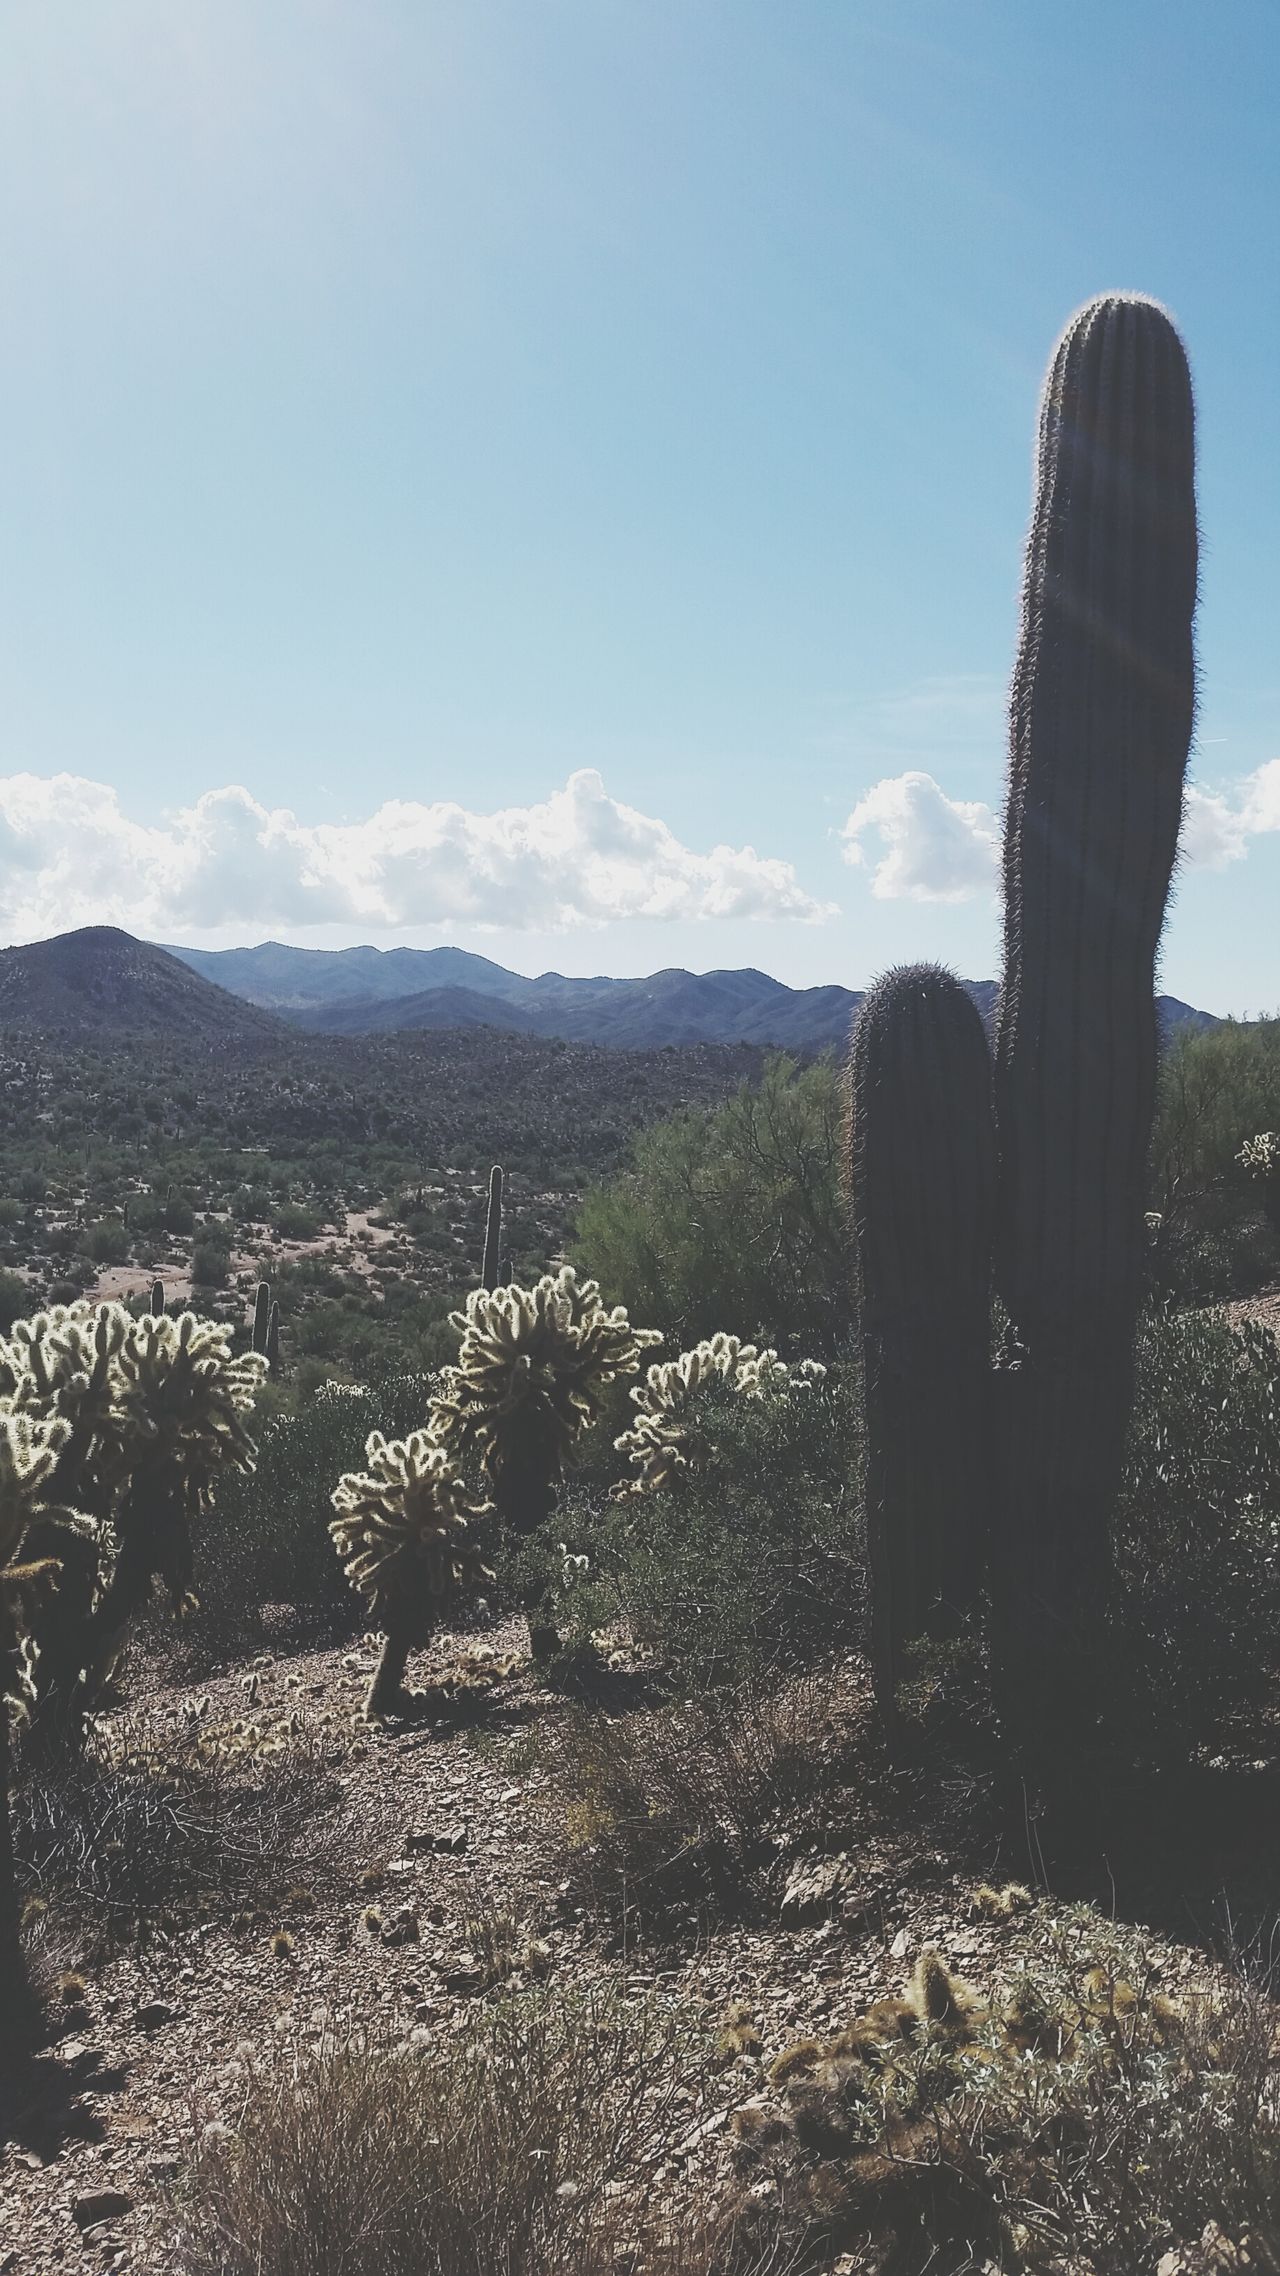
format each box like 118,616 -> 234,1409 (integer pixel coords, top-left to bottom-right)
848,967 -> 996,1703
993,294 -> 1197,1738
848,296 -> 1197,1757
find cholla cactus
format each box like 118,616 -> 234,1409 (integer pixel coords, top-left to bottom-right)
0,1304 -> 267,1720
430,1267 -> 660,1661
84,1312 -> 267,1683
1238,1133 -> 1280,1181
616,1334 -> 826,1496
432,1268 -> 662,1532
1,1408 -> 84,2080
330,1429 -> 492,1716
0,1302 -> 133,1512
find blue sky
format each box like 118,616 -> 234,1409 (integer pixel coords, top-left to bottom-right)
0,0 -> 1276,1011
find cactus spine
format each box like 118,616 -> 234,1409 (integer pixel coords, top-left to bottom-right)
481,1165 -> 504,1291
993,294 -> 1197,1737
848,967 -> 996,1703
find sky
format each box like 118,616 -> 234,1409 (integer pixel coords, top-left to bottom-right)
0,0 -> 1276,1014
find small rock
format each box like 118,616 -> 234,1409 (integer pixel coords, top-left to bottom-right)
71,2191 -> 133,2230
135,2000 -> 178,2030
381,1908 -> 420,1947
779,1858 -> 856,1925
890,1927 -> 911,1960
499,1786 -> 520,1804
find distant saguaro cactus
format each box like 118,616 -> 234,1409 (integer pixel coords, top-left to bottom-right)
848,967 -> 996,1704
481,1164 -> 504,1291
266,1300 -> 281,1376
251,1280 -> 271,1358
993,294 -> 1197,1739
150,1279 -> 165,1318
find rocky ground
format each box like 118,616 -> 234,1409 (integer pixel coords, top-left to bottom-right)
3,1598 -> 1277,2275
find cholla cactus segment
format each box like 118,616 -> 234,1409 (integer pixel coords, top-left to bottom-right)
115,1311 -> 267,1505
616,1335 -> 825,1495
0,1302 -> 133,1514
1238,1132 -> 1280,1182
0,1412 -> 73,1569
433,1268 -> 662,1477
329,1429 -> 490,1628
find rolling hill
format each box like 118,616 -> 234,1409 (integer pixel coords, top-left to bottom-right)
0,927 -> 285,1044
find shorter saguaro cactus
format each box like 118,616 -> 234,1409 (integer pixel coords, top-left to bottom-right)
330,1430 -> 492,1715
266,1300 -> 281,1375
615,1334 -> 825,1496
251,1280 -> 271,1357
150,1280 -> 166,1319
848,966 -> 996,1704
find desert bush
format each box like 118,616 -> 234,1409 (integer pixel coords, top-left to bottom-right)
544,1676 -> 851,1928
1150,1019 -> 1280,1295
13,1711 -> 344,1937
81,1218 -> 129,1265
193,1373 -> 432,1654
576,1057 -> 852,1358
0,1270 -> 29,1331
178,1982 -> 730,2276
1112,1307 -> 1280,1756
747,1908 -> 1280,2274
556,1367 -> 863,1689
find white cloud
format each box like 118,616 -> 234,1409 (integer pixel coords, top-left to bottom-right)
1180,784 -> 1250,870
1180,759 -> 1280,870
0,768 -> 833,941
839,757 -> 1280,902
840,771 -> 999,901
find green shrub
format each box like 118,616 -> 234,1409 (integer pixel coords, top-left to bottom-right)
194,1374 -> 432,1653
274,1202 -> 323,1242
1151,1020 -> 1280,1296
0,1269 -> 31,1331
1112,1308 -> 1280,1757
192,1240 -> 229,1289
575,1057 -> 853,1358
80,1219 -> 129,1265
555,1366 -> 863,1689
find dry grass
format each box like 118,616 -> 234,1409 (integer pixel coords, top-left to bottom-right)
12,1710 -> 345,1944
542,1676 -> 854,1930
175,1982 -> 781,2276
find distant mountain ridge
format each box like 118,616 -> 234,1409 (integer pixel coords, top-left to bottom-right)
168,939 -> 1218,1054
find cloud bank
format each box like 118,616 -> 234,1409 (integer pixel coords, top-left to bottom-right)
0,768 -> 832,941
840,760 -> 1280,901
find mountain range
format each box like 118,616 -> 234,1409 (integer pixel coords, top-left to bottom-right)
0,929 -> 1219,1053
167,938 -> 1218,1053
